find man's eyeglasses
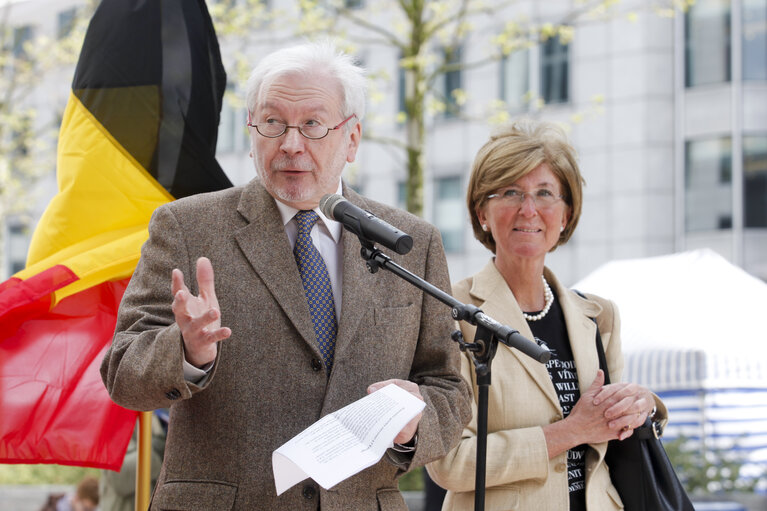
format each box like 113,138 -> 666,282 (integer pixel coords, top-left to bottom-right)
247,114 -> 357,140
486,188 -> 564,208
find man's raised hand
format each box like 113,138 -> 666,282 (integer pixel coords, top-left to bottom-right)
171,257 -> 231,367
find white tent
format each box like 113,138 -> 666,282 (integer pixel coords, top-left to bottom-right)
573,249 -> 767,485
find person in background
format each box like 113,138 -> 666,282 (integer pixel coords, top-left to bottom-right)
427,119 -> 667,510
101,41 -> 470,510
40,475 -> 99,511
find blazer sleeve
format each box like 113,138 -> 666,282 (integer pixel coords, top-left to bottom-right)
101,205 -> 213,411
390,223 -> 472,471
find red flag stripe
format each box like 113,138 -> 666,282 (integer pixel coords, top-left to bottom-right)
0,278 -> 137,469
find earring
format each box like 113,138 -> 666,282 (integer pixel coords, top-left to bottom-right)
560,226 -> 565,233
482,224 -> 488,232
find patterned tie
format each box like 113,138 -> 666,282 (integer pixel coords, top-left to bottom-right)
293,210 -> 338,375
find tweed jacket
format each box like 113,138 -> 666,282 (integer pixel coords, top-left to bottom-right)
101,179 -> 471,511
427,260 -> 667,511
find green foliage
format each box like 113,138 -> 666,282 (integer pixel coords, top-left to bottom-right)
664,434 -> 767,495
398,465 -> 425,492
0,464 -> 100,485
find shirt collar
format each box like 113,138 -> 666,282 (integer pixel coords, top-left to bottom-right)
272,180 -> 344,244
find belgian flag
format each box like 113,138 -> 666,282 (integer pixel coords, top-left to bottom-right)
0,0 -> 231,469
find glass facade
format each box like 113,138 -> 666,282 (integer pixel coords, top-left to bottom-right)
443,47 -> 462,117
685,137 -> 733,231
500,48 -> 529,111
13,25 -> 33,59
685,0 -> 731,87
540,34 -> 569,104
744,135 -> 767,227
743,0 -> 767,81
8,223 -> 29,275
217,87 -> 248,154
57,8 -> 77,39
433,176 -> 463,252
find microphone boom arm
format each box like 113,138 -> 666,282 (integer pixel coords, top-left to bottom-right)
358,244 -> 550,364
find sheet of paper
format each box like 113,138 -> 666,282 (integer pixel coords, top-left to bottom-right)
272,383 -> 425,495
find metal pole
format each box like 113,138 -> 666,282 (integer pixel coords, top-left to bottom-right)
135,411 -> 152,511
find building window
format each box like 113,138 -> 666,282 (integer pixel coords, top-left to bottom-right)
442,46 -> 462,118
217,87 -> 247,154
743,0 -> 767,81
500,49 -> 529,111
8,223 -> 30,275
58,8 -> 77,39
540,34 -> 569,104
744,135 -> 767,227
685,137 -> 732,232
217,99 -> 237,154
13,25 -> 34,60
685,0 -> 731,87
434,176 -> 463,252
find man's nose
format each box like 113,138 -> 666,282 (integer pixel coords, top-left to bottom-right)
280,127 -> 305,154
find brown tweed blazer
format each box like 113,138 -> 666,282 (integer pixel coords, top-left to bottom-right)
101,179 -> 471,511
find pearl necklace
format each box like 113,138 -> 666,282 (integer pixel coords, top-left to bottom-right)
522,275 -> 554,322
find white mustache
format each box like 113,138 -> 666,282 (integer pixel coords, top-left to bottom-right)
271,157 -> 315,172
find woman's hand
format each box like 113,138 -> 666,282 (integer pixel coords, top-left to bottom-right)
544,371 -> 620,457
593,381 -> 655,440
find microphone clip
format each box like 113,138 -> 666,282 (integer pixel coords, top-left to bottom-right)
360,242 -> 385,274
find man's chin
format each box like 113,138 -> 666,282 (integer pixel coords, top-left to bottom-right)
273,187 -> 319,209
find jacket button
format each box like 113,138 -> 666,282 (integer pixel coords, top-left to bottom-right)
310,359 -> 323,372
555,462 -> 567,473
302,485 -> 316,499
165,389 -> 181,400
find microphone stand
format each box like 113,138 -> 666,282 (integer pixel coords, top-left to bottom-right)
357,239 -> 550,511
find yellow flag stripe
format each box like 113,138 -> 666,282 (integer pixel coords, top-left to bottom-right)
18,91 -> 173,305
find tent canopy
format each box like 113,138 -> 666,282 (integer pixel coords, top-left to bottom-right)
573,249 -> 767,390
574,250 -> 767,481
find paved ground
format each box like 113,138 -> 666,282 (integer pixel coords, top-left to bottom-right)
0,485 -> 72,511
0,486 -> 425,511
4,487 -> 761,511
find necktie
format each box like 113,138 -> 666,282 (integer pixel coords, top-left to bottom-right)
293,210 -> 338,375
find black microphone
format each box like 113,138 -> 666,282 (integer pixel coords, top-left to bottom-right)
320,194 -> 413,255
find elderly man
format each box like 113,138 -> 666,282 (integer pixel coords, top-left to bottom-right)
101,42 -> 470,510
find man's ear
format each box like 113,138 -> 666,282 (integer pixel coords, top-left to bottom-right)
346,121 -> 362,163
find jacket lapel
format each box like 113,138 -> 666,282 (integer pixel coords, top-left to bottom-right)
469,261 -> 561,410
553,273 -> 603,394
232,179 -> 319,354
333,186 -> 377,363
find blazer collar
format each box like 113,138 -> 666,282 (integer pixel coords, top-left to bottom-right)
334,184 -> 377,364
551,271 -> 602,399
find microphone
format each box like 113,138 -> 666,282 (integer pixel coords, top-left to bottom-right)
320,194 -> 413,255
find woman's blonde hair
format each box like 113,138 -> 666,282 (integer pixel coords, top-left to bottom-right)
467,118 -> 584,253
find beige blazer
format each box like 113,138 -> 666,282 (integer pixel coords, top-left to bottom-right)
428,260 -> 666,511
101,179 -> 470,511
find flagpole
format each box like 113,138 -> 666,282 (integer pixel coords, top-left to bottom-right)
135,411 -> 152,511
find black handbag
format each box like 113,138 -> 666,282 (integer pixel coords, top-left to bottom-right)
594,322 -> 694,511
